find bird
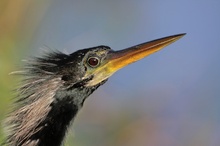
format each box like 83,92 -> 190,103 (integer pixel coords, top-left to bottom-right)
3,33 -> 185,146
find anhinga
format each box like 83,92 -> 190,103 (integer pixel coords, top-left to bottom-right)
3,34 -> 185,146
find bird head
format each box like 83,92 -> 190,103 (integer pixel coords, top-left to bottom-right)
62,33 -> 185,88
27,33 -> 185,93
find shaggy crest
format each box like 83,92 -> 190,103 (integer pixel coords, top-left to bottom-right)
3,51 -> 66,146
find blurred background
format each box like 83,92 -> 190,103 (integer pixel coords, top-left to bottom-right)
0,0 -> 220,146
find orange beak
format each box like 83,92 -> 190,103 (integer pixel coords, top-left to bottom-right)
107,33 -> 186,72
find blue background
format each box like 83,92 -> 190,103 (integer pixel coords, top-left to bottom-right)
0,0 -> 220,145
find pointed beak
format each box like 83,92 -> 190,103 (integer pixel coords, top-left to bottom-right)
106,33 -> 186,73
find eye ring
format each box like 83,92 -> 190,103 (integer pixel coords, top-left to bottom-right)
87,57 -> 100,67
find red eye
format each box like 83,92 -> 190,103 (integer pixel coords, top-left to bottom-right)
87,57 -> 100,67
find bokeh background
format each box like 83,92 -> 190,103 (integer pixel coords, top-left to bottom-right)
0,0 -> 220,146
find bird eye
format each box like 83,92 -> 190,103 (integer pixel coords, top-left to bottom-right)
87,57 -> 100,67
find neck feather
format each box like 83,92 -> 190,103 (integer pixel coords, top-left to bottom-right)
4,76 -> 104,146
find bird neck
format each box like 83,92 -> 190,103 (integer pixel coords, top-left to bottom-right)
33,85 -> 102,146
4,81 -> 104,146
27,87 -> 98,146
